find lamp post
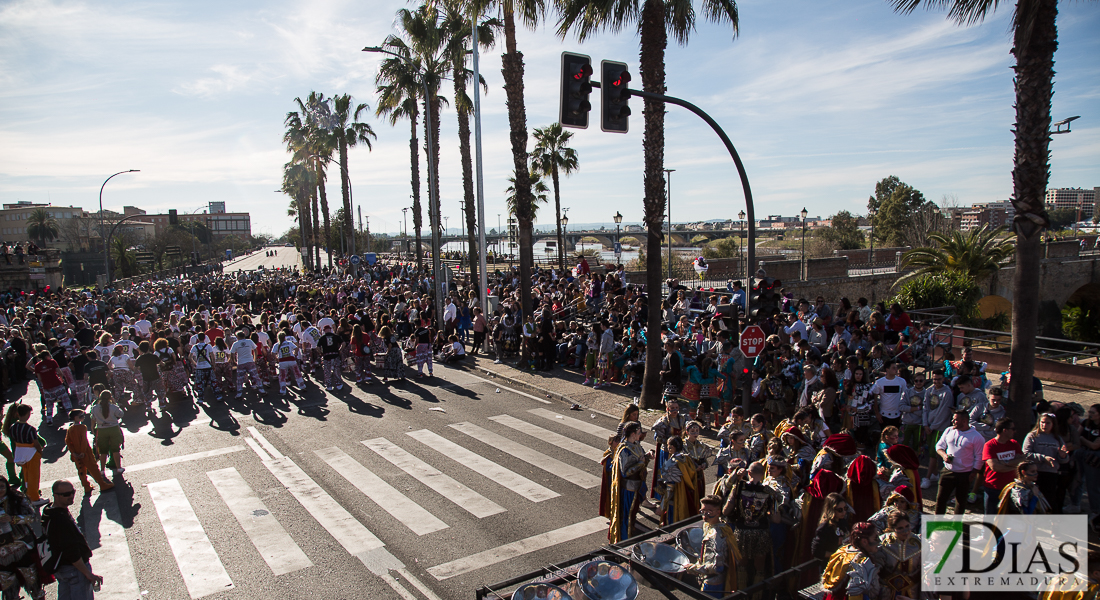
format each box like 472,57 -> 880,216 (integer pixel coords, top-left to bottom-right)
99,169 -> 139,286
800,207 -> 808,280
364,45 -> 442,330
402,207 -> 409,260
613,211 -> 623,266
738,209 -> 746,281
664,168 -> 675,278
868,206 -> 877,271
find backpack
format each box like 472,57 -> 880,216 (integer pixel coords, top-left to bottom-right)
37,514 -> 62,575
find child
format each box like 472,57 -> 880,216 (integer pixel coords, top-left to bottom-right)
63,409 -> 114,495
903,372 -> 927,454
582,327 -> 599,386
877,425 -> 899,471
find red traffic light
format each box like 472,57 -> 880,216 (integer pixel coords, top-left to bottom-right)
574,64 -> 593,79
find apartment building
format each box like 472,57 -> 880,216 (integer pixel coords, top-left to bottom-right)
1045,187 -> 1098,220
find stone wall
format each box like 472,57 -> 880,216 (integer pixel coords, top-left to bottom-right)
806,257 -> 848,279
835,247 -> 910,264
1045,240 -> 1082,258
0,249 -> 62,292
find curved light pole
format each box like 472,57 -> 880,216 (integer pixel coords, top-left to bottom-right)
738,209 -> 746,281
99,169 -> 139,286
364,45 -> 443,330
800,207 -> 808,280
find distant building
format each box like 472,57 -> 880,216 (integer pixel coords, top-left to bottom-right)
1045,187 -> 1097,220
959,201 -> 1014,231
143,209 -> 251,241
1,202 -> 87,249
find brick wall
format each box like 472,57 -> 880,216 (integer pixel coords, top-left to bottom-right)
1046,240 -> 1082,258
807,257 -> 849,279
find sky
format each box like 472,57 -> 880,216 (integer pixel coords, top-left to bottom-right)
1,0 -> 1097,239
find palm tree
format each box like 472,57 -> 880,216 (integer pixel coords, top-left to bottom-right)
558,0 -> 739,409
285,92 -> 336,269
442,5 -> 500,284
898,225 -> 1015,286
376,51 -> 425,272
890,0 -> 1082,432
110,236 -> 137,278
282,162 -> 317,270
531,123 -> 579,270
26,208 -> 59,248
330,94 -> 377,258
505,168 -> 550,222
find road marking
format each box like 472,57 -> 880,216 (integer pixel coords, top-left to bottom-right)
244,437 -> 271,461
460,371 -> 551,403
397,568 -> 446,600
247,426 -> 284,459
527,408 -> 655,451
207,467 -> 313,576
316,447 -> 448,535
407,430 -> 559,502
81,491 -> 140,600
488,415 -> 605,462
449,422 -> 601,489
261,455 -> 384,554
120,446 -> 246,474
362,438 -> 505,518
148,479 -> 234,598
427,517 -> 608,580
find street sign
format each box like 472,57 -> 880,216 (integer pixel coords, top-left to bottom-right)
28,267 -> 45,273
349,255 -> 361,265
614,242 -> 622,254
29,274 -> 45,280
740,325 -> 766,358
364,253 -> 377,265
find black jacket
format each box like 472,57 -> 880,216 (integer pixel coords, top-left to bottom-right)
43,505 -> 92,568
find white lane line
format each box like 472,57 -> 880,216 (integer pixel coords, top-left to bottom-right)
247,427 -> 284,459
488,415 -> 605,462
362,438 -> 505,518
261,455 -> 384,554
121,446 -> 246,475
207,467 -> 313,576
449,422 -> 601,489
460,371 -> 552,404
427,517 -> 608,580
397,568 -> 446,600
406,430 -> 559,502
244,437 -> 272,461
81,491 -> 140,600
527,408 -> 656,451
315,447 -> 448,536
148,479 -> 234,598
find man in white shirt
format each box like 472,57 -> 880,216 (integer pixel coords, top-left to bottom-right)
228,331 -> 265,399
782,312 -> 807,342
871,360 -> 909,428
133,313 -> 153,340
934,409 -> 985,515
443,297 -> 457,337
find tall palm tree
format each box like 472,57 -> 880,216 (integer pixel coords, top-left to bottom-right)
442,5 -> 500,284
26,208 -> 59,248
285,92 -> 336,269
531,123 -> 579,270
898,225 -> 1015,285
330,94 -> 377,257
376,51 -> 425,272
505,168 -> 550,222
890,0 -> 1082,432
282,162 -> 317,270
558,0 -> 739,409
110,236 -> 137,278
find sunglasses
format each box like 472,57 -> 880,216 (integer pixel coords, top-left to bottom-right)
56,490 -> 75,498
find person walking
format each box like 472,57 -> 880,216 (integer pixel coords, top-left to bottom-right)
981,417 -> 1028,514
934,409 -> 985,515
90,390 -> 124,477
3,404 -> 46,504
63,409 -> 113,495
44,479 -> 104,598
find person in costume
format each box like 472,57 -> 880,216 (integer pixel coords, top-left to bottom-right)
781,426 -> 815,484
998,460 -> 1051,514
656,436 -> 698,526
821,522 -> 896,600
793,469 -> 847,586
684,420 -> 714,497
598,434 -> 619,519
608,421 -> 649,543
845,455 -> 882,523
715,407 -> 751,477
868,485 -> 921,536
812,492 -> 851,562
1039,549 -> 1100,600
715,431 -> 749,478
0,476 -> 43,599
765,455 -> 801,573
883,444 -> 923,505
812,433 -> 858,479
722,461 -> 780,600
63,409 -> 114,496
747,413 -> 771,463
650,398 -> 684,499
685,494 -> 740,599
878,512 -> 920,600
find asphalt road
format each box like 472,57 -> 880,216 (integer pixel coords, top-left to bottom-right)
30,362 -> 633,600
221,246 -> 306,272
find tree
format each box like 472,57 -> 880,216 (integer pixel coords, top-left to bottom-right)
329,94 -> 376,261
558,0 -> 739,410
110,235 -> 138,278
1047,208 -> 1076,231
531,123 -> 579,271
282,162 -> 317,270
902,202 -> 954,249
819,210 -> 864,250
868,176 -> 925,247
505,168 -> 549,221
285,92 -> 335,269
376,48 -> 425,273
891,271 -> 983,324
26,208 -> 59,248
898,224 -> 1015,286
892,0 -> 1080,434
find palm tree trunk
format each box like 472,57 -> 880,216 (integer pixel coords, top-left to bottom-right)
455,68 -> 480,291
638,0 -> 667,411
501,8 -> 533,317
552,164 -> 563,271
299,193 -> 313,271
339,138 -> 354,259
431,94 -> 444,278
1007,0 -> 1058,436
311,186 -> 321,270
411,110 -> 424,274
316,157 -> 333,269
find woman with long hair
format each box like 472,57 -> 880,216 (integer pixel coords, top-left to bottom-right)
1022,414 -> 1066,512
212,336 -> 233,400
92,390 -> 125,476
844,366 -> 874,448
811,492 -> 850,561
108,345 -> 139,409
997,461 -> 1050,514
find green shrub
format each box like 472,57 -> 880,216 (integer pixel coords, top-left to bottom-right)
890,272 -> 981,325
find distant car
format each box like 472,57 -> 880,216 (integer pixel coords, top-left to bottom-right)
284,242 -> 294,247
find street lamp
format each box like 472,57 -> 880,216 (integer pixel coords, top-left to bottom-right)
868,205 -> 877,269
800,207 -> 808,280
664,169 -> 675,278
99,169 -> 139,285
738,210 -> 746,280
613,211 -> 623,266
364,45 -> 443,329
403,207 -> 409,260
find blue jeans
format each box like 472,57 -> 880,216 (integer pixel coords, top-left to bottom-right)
983,485 -> 1001,515
56,563 -> 94,600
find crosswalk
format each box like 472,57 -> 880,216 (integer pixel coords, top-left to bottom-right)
77,408 -> 619,600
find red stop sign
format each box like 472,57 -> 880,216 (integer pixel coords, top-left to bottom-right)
740,325 -> 766,358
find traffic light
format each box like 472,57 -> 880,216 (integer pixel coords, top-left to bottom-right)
169,209 -> 178,225
559,52 -> 593,129
601,60 -> 631,133
750,277 -> 782,320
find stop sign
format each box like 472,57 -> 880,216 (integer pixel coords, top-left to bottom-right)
740,325 -> 766,358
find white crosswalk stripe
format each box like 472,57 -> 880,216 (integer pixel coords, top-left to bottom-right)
407,429 -> 560,502
527,408 -> 656,451
488,414 -> 605,462
81,491 -> 140,600
449,422 -> 601,488
148,479 -> 234,598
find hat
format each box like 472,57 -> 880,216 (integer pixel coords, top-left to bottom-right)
782,425 -> 809,446
822,433 -> 857,457
885,444 -> 920,470
888,485 -> 915,506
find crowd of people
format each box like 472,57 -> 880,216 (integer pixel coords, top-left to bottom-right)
0,250 -> 1094,598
